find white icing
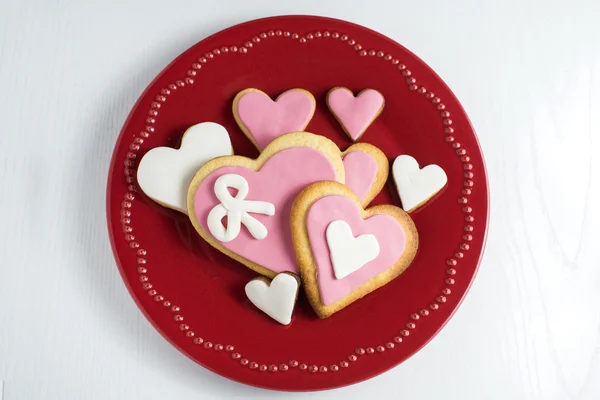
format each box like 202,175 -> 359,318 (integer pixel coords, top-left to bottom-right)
207,174 -> 275,242
245,274 -> 298,325
136,122 -> 232,213
326,220 -> 380,280
392,155 -> 448,212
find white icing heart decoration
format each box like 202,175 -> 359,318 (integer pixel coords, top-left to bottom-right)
392,155 -> 448,212
326,220 -> 380,280
245,273 -> 299,325
136,122 -> 232,213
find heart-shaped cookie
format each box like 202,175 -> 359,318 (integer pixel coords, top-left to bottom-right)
392,155 -> 447,212
245,273 -> 300,325
327,87 -> 385,141
233,88 -> 316,151
136,122 -> 232,213
291,181 -> 418,318
187,132 -> 345,278
342,143 -> 389,206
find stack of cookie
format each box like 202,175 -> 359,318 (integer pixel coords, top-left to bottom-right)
137,87 -> 447,324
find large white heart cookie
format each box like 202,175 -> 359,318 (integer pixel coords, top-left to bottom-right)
392,155 -> 447,212
136,122 -> 232,213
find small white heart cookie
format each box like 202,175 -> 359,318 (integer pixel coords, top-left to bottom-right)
137,122 -> 232,213
245,273 -> 299,325
392,155 -> 447,212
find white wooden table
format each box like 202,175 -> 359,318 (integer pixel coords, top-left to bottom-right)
1,1 -> 599,398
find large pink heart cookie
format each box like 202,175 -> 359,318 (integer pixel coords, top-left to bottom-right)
187,132 -> 345,278
233,88 -> 316,151
291,182 -> 418,318
327,87 -> 385,142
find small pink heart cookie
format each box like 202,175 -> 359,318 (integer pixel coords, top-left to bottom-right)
342,143 -> 389,206
187,132 -> 345,278
291,182 -> 418,318
233,88 -> 316,151
327,87 -> 385,142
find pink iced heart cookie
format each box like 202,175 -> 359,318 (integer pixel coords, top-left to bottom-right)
291,182 -> 418,318
327,87 -> 385,141
187,132 -> 345,278
233,88 -> 316,151
341,143 -> 389,206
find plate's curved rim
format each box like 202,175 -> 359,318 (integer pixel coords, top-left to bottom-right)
106,14 -> 490,391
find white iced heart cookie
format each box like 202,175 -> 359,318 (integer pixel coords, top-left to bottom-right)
245,273 -> 299,325
392,155 -> 447,212
326,220 -> 380,279
137,122 -> 232,213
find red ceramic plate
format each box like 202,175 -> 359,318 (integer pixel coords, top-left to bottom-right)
107,15 -> 489,391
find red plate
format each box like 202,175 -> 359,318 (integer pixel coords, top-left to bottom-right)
107,15 -> 489,391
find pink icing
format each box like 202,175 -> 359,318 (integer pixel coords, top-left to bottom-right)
342,151 -> 378,202
193,147 -> 337,274
237,91 -> 315,150
306,195 -> 407,305
328,89 -> 384,140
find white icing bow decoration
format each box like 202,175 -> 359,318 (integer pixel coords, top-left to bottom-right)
207,174 -> 275,242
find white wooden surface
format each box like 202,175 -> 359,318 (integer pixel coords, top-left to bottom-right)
1,0 -> 599,398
